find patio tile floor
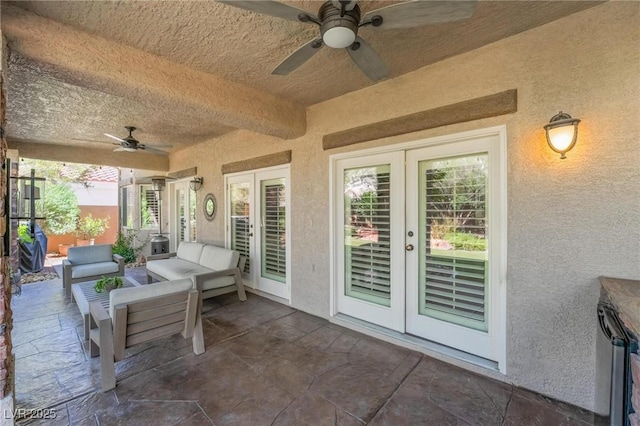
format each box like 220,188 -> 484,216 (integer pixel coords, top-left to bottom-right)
11,270 -> 598,425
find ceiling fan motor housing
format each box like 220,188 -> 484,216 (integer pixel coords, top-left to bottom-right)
319,1 -> 360,48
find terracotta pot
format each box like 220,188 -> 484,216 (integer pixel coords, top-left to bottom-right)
76,239 -> 95,247
58,244 -> 74,256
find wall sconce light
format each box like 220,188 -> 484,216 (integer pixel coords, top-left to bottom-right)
189,176 -> 203,192
151,178 -> 166,192
544,111 -> 581,159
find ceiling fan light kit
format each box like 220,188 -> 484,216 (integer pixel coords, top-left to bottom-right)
319,2 -> 360,49
218,0 -> 477,81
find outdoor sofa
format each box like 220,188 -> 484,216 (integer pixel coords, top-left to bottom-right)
146,241 -> 247,302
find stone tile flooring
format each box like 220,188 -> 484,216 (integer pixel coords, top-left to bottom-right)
11,271 -> 598,425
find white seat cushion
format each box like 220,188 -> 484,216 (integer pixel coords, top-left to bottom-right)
71,261 -> 120,279
176,242 -> 204,264
109,278 -> 194,319
198,245 -> 239,271
147,258 -> 211,281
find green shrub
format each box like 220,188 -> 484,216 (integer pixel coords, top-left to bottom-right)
17,223 -> 34,243
38,183 -> 80,235
75,214 -> 109,240
113,229 -> 146,264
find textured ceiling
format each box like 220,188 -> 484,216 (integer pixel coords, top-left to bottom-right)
1,0 -> 602,167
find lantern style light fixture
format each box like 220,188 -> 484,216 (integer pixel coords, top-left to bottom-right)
151,178 -> 166,192
189,176 -> 203,192
544,111 -> 581,159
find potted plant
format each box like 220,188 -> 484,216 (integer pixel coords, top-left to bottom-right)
93,276 -> 123,293
75,214 -> 109,246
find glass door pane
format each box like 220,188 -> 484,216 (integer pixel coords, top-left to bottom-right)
344,165 -> 391,307
419,154 -> 489,331
261,178 -> 286,283
230,182 -> 251,274
335,151 -> 405,332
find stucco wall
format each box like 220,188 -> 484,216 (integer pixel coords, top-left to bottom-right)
168,2 -> 640,411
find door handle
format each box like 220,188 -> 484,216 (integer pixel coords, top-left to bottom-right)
406,244 -> 414,251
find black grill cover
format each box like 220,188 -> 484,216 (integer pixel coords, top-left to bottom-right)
19,223 -> 48,273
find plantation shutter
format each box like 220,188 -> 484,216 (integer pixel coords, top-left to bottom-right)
126,187 -> 134,227
344,165 -> 391,307
120,186 -> 135,228
140,185 -> 159,229
261,179 -> 286,282
420,155 -> 489,331
230,182 -> 251,274
178,188 -> 186,242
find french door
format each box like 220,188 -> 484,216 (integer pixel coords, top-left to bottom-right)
226,167 -> 290,301
170,180 -> 196,251
334,129 -> 505,366
336,152 -> 406,332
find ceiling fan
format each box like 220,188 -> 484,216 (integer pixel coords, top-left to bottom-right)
217,0 -> 477,81
78,126 -> 173,155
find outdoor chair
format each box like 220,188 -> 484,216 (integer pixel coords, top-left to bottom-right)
88,278 -> 204,391
63,244 -> 124,298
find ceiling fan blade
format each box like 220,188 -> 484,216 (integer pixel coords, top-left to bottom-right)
140,146 -> 169,156
346,37 -> 389,81
272,38 -> 324,76
217,1 -> 318,23
104,133 -> 126,143
363,0 -> 477,29
145,142 -> 174,148
72,137 -> 118,145
113,147 -> 126,152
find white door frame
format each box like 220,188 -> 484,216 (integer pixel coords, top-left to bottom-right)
329,125 -> 507,372
224,165 -> 292,302
168,179 -> 194,252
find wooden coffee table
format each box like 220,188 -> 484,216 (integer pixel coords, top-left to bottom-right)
71,277 -> 139,340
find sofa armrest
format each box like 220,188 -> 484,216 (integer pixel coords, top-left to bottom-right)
62,259 -> 73,296
88,300 -> 111,355
90,300 -> 111,325
113,254 -> 125,274
193,265 -> 247,302
192,267 -> 240,290
89,301 -> 116,391
146,252 -> 177,261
